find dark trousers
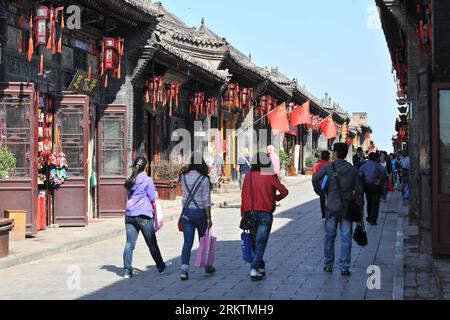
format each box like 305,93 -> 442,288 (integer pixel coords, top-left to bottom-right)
364,184 -> 382,223
320,192 -> 327,219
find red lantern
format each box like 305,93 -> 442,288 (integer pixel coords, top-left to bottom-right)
103,38 -> 117,70
34,6 -> 49,46
101,37 -> 124,87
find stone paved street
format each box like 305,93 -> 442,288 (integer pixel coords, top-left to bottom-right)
0,183 -> 400,300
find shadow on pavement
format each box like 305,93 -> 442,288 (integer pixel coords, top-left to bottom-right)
79,195 -> 397,300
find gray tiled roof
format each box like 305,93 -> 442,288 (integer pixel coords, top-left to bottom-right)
158,41 -> 230,81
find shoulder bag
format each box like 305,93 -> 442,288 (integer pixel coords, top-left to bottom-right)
332,163 -> 362,222
239,172 -> 257,230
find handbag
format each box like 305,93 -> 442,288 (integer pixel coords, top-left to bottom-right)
195,228 -> 217,268
387,178 -> 395,192
353,220 -> 368,247
152,192 -> 164,232
241,231 -> 254,263
239,172 -> 257,230
403,186 -> 410,200
332,163 -> 362,222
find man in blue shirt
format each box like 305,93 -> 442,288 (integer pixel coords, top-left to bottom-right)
359,152 -> 386,225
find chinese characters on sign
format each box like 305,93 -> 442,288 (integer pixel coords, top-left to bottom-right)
68,69 -> 99,96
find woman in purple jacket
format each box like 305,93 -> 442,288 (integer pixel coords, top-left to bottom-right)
123,157 -> 168,278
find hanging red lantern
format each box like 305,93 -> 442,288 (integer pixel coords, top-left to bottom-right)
190,92 -> 205,120
34,6 -> 49,46
100,37 -> 124,88
223,83 -> 240,112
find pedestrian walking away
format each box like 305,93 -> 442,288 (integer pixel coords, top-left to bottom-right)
179,154 -> 215,280
313,150 -> 331,220
241,152 -> 289,281
359,152 -> 386,225
123,157 -> 169,278
379,151 -> 392,201
312,143 -> 364,276
352,147 -> 365,169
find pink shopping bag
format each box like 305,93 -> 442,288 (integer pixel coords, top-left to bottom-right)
195,228 -> 217,268
152,193 -> 164,232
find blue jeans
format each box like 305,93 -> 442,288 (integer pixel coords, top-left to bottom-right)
123,215 -> 165,272
324,209 -> 352,271
181,208 -> 208,269
250,212 -> 273,270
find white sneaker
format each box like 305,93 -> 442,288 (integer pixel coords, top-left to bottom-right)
250,269 -> 263,281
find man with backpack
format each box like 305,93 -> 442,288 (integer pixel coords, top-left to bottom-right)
312,143 -> 364,276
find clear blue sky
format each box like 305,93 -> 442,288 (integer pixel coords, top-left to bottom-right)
159,0 -> 398,152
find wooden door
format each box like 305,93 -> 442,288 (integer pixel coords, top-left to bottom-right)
97,105 -> 127,218
53,95 -> 89,227
0,83 -> 37,235
432,83 -> 450,255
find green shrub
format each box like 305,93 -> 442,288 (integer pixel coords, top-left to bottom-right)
278,149 -> 292,170
0,147 -> 16,179
305,154 -> 317,169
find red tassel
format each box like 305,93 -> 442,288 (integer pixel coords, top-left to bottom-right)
57,36 -> 62,54
88,65 -> 91,80
104,74 -> 108,88
117,62 -> 121,80
39,54 -> 44,76
28,15 -> 34,62
18,16 -> 24,53
100,61 -> 104,76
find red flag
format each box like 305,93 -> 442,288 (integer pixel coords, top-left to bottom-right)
319,115 -> 338,140
268,103 -> 290,134
290,101 -> 312,126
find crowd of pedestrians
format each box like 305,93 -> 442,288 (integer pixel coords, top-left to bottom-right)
120,145 -> 409,282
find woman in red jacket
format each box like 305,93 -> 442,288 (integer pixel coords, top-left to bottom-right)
241,152 -> 289,281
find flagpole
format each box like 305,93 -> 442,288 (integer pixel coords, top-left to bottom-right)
236,103 -> 284,137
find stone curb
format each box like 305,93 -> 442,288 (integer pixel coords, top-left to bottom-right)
393,196 -> 406,300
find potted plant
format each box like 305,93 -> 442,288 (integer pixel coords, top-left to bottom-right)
278,149 -> 293,177
304,154 -> 316,176
0,147 -> 16,180
153,160 -> 183,200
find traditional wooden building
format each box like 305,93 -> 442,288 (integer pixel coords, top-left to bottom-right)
0,0 -> 163,232
377,0 -> 450,255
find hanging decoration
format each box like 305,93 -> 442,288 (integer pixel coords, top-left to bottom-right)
416,1 -> 432,61
206,97 -> 219,118
341,123 -> 348,141
257,95 -> 277,118
190,92 -> 205,120
239,87 -> 254,116
222,83 -> 240,112
310,115 -> 322,131
48,152 -> 69,188
144,76 -> 164,111
391,48 -> 408,99
165,82 -> 179,117
22,6 -> 65,76
99,37 -> 124,88
144,77 -> 180,116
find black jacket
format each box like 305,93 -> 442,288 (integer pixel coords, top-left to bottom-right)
312,159 -> 364,212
